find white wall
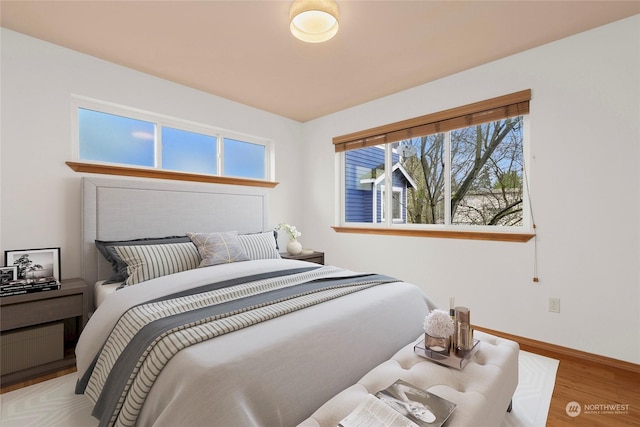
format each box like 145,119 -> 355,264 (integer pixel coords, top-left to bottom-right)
300,15 -> 640,364
0,29 -> 304,279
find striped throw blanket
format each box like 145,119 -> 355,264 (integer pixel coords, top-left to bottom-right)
76,266 -> 398,427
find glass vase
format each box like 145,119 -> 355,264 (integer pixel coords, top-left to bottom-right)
424,333 -> 450,355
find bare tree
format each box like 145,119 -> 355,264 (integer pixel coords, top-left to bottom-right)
402,134 -> 445,224
401,117 -> 523,226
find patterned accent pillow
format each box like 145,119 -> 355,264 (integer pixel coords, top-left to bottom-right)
187,231 -> 250,267
113,242 -> 201,286
239,232 -> 281,260
96,235 -> 191,284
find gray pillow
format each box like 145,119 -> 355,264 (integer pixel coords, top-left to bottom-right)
96,235 -> 191,284
187,231 -> 250,267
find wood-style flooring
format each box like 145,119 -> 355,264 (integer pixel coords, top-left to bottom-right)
1,367 -> 77,394
543,350 -> 640,427
1,351 -> 638,426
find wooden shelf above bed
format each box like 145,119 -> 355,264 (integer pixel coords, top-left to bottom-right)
66,162 -> 279,188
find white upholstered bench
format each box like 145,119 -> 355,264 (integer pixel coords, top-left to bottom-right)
298,331 -> 519,427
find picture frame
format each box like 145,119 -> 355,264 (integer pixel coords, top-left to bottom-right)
4,247 -> 61,282
0,266 -> 17,285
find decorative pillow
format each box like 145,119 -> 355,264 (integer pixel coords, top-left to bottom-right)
239,231 -> 281,260
187,231 -> 250,267
113,242 -> 201,286
96,236 -> 191,284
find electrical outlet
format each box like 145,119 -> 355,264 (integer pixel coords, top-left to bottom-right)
549,298 -> 560,313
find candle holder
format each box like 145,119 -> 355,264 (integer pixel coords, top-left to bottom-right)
424,333 -> 450,355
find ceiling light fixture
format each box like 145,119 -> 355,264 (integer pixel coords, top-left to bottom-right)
289,0 -> 339,43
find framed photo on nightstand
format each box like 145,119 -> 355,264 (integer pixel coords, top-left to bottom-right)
4,247 -> 61,282
0,266 -> 17,285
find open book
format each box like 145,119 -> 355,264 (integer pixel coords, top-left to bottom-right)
339,380 -> 456,427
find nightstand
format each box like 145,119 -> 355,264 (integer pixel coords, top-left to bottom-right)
280,251 -> 325,265
0,278 -> 88,385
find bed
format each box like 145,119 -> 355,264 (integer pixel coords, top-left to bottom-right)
74,177 -> 436,427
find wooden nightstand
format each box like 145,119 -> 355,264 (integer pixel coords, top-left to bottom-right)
0,278 -> 88,385
280,251 -> 325,265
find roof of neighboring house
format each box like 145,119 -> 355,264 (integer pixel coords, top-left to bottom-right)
359,162 -> 418,189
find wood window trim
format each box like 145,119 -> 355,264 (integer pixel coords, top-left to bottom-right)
333,89 -> 531,152
66,162 -> 279,188
332,226 -> 535,243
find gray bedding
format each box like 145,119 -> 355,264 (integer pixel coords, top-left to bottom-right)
75,259 -> 435,427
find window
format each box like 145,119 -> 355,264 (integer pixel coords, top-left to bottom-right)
381,186 -> 404,223
223,137 -> 266,179
335,90 -> 533,239
162,127 -> 217,175
345,146 -> 386,223
72,97 -> 273,182
78,108 -> 156,167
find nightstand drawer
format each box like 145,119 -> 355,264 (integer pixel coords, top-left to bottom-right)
280,251 -> 325,265
0,294 -> 84,331
301,255 -> 324,264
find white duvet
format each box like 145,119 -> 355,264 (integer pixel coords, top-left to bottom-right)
76,259 -> 435,427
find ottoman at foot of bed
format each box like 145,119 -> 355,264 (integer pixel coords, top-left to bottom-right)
299,330 -> 519,427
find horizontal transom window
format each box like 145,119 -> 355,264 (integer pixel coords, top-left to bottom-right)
71,96 -> 273,182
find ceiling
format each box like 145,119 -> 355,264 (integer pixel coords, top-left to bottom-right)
2,1 -> 639,122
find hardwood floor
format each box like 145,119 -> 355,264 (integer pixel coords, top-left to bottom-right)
0,367 -> 76,394
1,347 -> 638,427
474,325 -> 640,427
540,349 -> 640,426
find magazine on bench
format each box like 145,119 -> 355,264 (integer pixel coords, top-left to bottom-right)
339,380 -> 456,427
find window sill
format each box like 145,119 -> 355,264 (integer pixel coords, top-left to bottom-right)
65,162 -> 279,188
332,226 -> 535,243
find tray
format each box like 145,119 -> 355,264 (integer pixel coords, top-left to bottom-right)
414,338 -> 480,370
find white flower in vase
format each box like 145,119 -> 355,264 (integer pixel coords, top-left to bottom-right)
278,223 -> 303,255
423,309 -> 455,338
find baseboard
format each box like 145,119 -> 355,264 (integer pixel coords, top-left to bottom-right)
473,325 -> 640,374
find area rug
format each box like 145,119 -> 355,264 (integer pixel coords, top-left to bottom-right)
0,351 -> 558,427
502,350 -> 559,427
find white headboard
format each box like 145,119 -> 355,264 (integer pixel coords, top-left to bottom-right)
82,177 -> 269,306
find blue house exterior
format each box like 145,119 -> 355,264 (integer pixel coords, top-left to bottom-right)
345,146 -> 416,223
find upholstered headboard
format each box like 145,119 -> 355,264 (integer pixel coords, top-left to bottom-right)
81,177 -> 269,305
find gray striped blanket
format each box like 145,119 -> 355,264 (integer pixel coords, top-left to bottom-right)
77,266 -> 398,427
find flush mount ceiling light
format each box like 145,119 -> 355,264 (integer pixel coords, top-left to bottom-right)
289,0 -> 339,43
